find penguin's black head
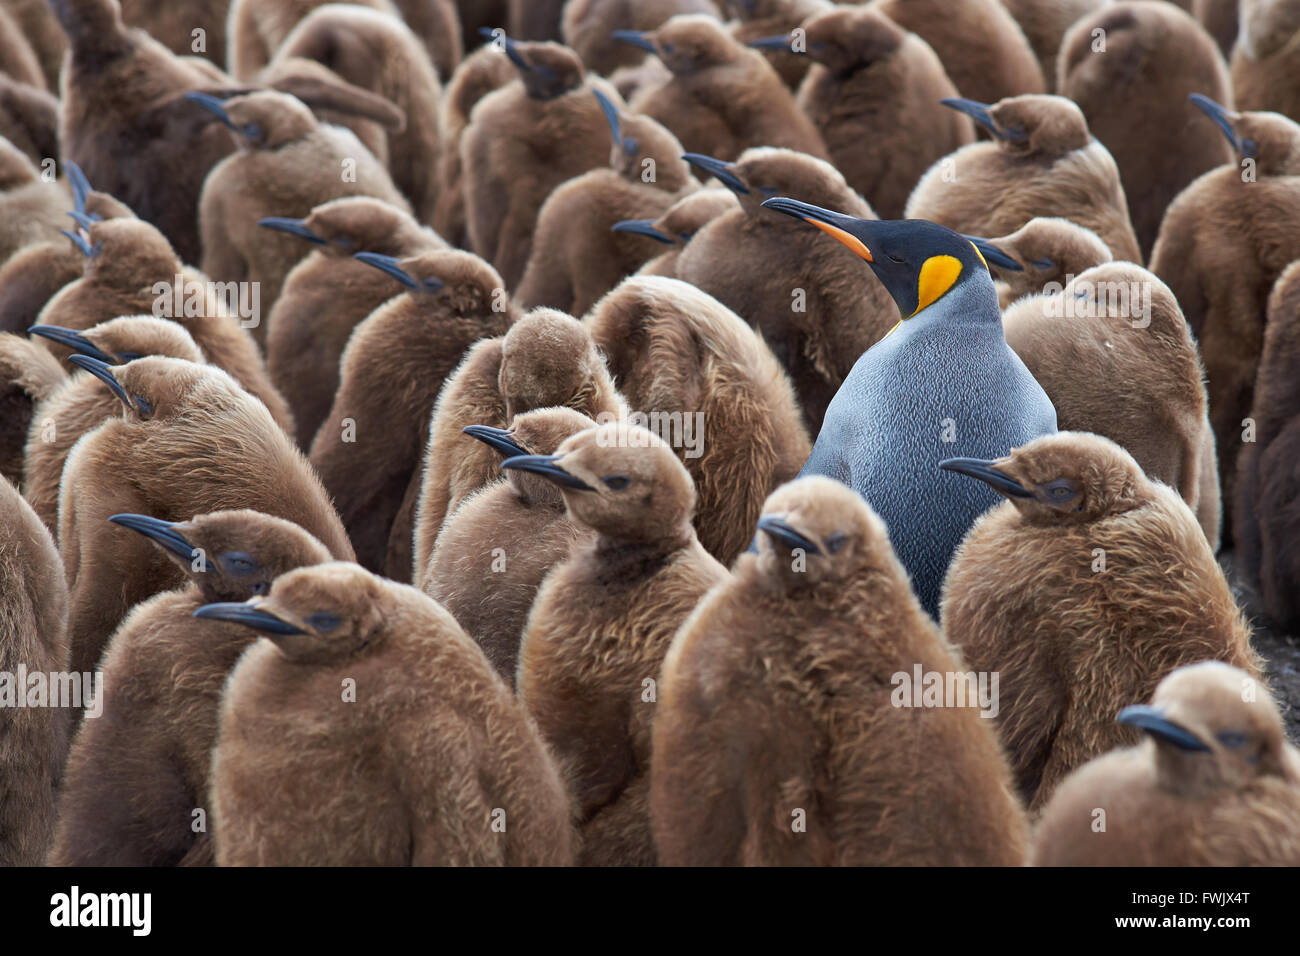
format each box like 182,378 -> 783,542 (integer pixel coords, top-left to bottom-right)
761,197 -> 991,319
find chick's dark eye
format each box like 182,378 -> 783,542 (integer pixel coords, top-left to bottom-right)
825,533 -> 848,554
603,475 -> 630,490
133,395 -> 154,417
758,185 -> 778,196
219,551 -> 258,576
305,611 -> 340,632
250,581 -> 269,596
117,351 -> 142,362
1216,731 -> 1248,749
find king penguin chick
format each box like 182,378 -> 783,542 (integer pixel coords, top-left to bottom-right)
23,317 -> 204,533
979,217 -> 1112,310
760,3 -> 974,219
906,94 -> 1142,264
517,89 -> 696,315
652,476 -> 1029,865
1000,0 -> 1107,93
626,186 -> 737,277
0,474 -> 69,866
48,509 -> 332,867
263,196 -> 447,447
1150,98 -> 1300,521
460,35 -> 616,289
723,0 -> 830,90
309,249 -> 516,581
939,432 -> 1261,812
621,14 -> 827,165
1231,0 -> 1300,122
32,217 -> 294,434
0,135 -> 67,266
512,423 -> 729,866
1001,264 -> 1220,546
586,275 -> 811,564
1032,662 -> 1300,866
1058,2 -> 1235,258
205,561 -> 575,865
673,149 -> 897,433
1234,262 -> 1300,629
194,90 -> 409,333
563,0 -> 723,77
762,198 -> 1057,615
411,308 -> 627,583
873,0 -> 1045,105
58,357 -> 354,676
422,407 -> 596,682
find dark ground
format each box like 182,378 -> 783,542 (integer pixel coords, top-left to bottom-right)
1221,552 -> 1300,743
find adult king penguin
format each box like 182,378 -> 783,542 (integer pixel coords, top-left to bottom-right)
761,199 -> 1057,615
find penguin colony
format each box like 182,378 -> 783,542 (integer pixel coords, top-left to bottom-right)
0,0 -> 1298,868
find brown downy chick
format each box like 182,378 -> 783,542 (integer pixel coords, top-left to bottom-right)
1000,0 -> 1108,93
513,423 -> 729,865
422,407 -> 596,681
980,217 -> 1113,310
207,560 -> 575,865
905,93 -> 1143,264
48,509 -> 331,866
562,0 -> 724,77
939,431 -> 1261,812
723,0 -> 830,90
58,356 -> 353,677
0,134 -> 67,266
1231,0 -> 1300,122
629,186 -> 737,276
309,249 -> 516,581
653,476 -> 1030,865
1033,662 -> 1300,866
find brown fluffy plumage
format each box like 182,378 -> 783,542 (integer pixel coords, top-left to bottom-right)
309,249 -> 515,580
905,94 -> 1142,263
0,135 -> 67,267
1000,0 -> 1107,93
211,561 -> 574,865
983,217 -> 1112,310
673,147 -> 895,433
940,432 -> 1261,813
586,276 -> 810,564
422,407 -> 596,682
562,0 -> 722,77
1058,1 -> 1234,258
58,357 -> 353,676
633,187 -> 736,277
723,0 -> 828,90
1033,662 -> 1300,865
1231,0 -> 1300,122
0,474 -> 69,866
0,329 -> 65,484
516,423 -> 728,865
48,509 -> 331,866
653,476 -> 1030,865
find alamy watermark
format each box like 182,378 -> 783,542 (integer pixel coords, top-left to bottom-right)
0,666 -> 103,718
152,274 -> 260,329
595,411 -> 705,459
890,664 -> 999,718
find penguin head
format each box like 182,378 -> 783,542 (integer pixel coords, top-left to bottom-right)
942,94 -> 1090,159
762,196 -> 992,320
751,476 -> 907,595
1191,94 -> 1300,174
79,355 -> 242,425
465,407 -> 596,505
483,32 -> 585,100
690,147 -> 860,220
194,561 -> 387,663
77,218 -> 179,288
31,315 -> 202,367
355,249 -> 507,316
798,6 -> 907,76
188,91 -> 317,150
986,218 -> 1113,306
1119,662 -> 1290,795
110,509 -> 331,603
501,423 -> 697,543
499,310 -> 618,421
263,197 -> 415,258
615,16 -> 742,75
940,432 -> 1150,525
593,88 -> 691,189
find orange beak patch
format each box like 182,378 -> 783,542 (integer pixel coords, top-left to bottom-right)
803,218 -> 873,262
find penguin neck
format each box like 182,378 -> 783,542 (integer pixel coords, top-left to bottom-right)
895,268 -> 1005,340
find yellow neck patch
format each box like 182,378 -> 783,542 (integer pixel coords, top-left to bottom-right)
910,254 -> 963,317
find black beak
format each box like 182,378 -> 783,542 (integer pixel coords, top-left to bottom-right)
108,513 -> 196,562
682,153 -> 749,194
479,27 -> 530,71
1189,93 -> 1239,152
611,30 -> 657,54
463,424 -> 526,458
354,252 -> 417,289
748,35 -> 797,52
61,228 -> 99,258
941,97 -> 1025,142
500,454 -> 595,491
66,160 -> 93,215
757,515 -> 822,555
938,457 -> 1034,499
186,91 -> 237,129
66,210 -> 97,231
193,602 -> 307,636
964,235 -> 1023,272
593,88 -> 622,144
1117,705 -> 1211,753
67,354 -> 131,408
28,325 -> 116,365
612,219 -> 675,244
760,197 -> 876,261
259,217 -> 326,245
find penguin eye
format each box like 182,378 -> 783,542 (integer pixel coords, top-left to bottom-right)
825,533 -> 848,554
249,581 -> 270,596
603,475 -> 630,490
1030,258 -> 1054,271
661,43 -> 676,55
1242,138 -> 1258,158
1216,731 -> 1248,749
622,136 -> 639,156
305,611 -> 341,632
133,395 -> 154,418
242,123 -> 263,140
220,551 -> 258,575
117,351 -> 142,362
332,237 -> 356,251
758,185 -> 778,196
1040,479 -> 1079,507
887,254 -> 904,263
